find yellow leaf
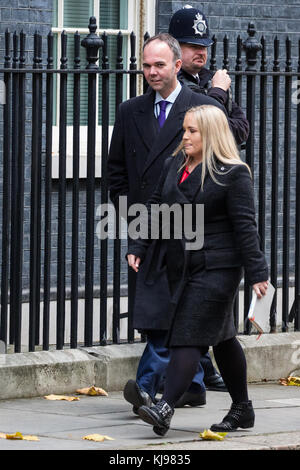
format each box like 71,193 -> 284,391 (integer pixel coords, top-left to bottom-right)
44,394 -> 80,401
6,432 -> 24,440
279,376 -> 300,387
82,434 -> 114,442
76,386 -> 108,397
199,429 -> 227,441
287,376 -> 300,386
0,431 -> 39,441
23,435 -> 40,441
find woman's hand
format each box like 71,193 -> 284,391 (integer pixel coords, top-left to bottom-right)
127,254 -> 141,273
253,281 -> 269,299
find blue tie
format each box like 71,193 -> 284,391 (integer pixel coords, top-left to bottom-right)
157,100 -> 168,128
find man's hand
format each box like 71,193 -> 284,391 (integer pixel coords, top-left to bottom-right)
211,69 -> 231,92
253,281 -> 269,299
127,254 -> 141,273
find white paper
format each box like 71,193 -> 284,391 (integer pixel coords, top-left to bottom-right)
248,282 -> 275,333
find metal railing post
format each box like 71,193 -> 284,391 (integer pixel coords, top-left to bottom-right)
81,17 -> 103,346
243,23 -> 262,334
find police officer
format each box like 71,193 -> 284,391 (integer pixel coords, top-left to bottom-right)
169,5 -> 249,145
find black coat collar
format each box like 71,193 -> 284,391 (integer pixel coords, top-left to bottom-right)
163,153 -> 204,204
132,90 -> 159,152
132,86 -> 197,176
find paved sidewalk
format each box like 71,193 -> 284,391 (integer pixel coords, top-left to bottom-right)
0,383 -> 299,451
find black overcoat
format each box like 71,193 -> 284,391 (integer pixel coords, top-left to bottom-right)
129,154 -> 269,346
107,84 -> 226,330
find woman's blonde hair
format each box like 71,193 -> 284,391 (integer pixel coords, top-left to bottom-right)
173,104 -> 251,188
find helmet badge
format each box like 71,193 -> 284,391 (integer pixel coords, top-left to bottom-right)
192,13 -> 207,36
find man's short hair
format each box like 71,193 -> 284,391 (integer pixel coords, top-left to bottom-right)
143,33 -> 182,62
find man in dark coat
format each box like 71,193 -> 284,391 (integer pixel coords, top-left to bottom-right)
168,5 -> 249,146
107,33 -> 227,414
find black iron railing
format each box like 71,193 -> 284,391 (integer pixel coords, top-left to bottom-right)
0,17 -> 299,352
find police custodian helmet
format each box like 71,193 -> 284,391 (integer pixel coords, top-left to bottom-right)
168,4 -> 214,47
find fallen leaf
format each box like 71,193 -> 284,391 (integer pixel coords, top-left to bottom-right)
199,429 -> 227,441
76,386 -> 108,397
44,394 -> 80,401
287,376 -> 300,386
23,435 -> 40,441
82,434 -> 114,442
6,432 -> 24,440
1,431 -> 39,441
279,376 -> 300,387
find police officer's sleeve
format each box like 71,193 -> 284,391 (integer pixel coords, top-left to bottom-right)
207,87 -> 250,145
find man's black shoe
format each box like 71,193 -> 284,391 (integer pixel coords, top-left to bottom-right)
204,373 -> 227,392
138,400 -> 174,436
175,390 -> 206,408
123,380 -> 153,412
210,400 -> 255,432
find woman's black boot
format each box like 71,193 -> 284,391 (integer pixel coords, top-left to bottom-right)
210,400 -> 255,432
138,400 -> 174,436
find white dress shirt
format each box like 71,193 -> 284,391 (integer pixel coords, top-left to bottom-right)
154,81 -> 182,120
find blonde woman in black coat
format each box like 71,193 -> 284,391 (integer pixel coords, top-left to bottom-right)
127,105 -> 269,437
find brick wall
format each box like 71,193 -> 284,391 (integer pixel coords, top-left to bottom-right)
157,1 -> 300,71
0,1 -> 53,294
158,1 -> 300,42
0,0 -> 52,49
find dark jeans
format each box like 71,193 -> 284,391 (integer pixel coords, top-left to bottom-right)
136,330 -> 215,400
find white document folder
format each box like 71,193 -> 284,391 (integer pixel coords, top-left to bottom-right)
248,282 -> 275,334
